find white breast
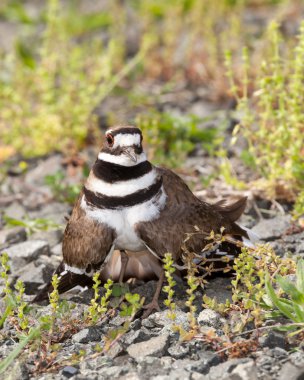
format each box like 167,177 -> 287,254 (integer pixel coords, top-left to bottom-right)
80,188 -> 167,251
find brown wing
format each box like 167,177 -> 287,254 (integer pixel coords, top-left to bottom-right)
136,167 -> 248,260
33,192 -> 116,302
63,191 -> 116,269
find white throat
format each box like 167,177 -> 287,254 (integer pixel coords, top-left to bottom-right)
98,151 -> 147,166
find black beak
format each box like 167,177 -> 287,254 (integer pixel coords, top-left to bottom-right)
122,147 -> 137,162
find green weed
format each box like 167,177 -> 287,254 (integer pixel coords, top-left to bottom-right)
88,274 -> 113,324
137,112 -> 219,167
45,171 -> 82,205
203,244 -> 296,332
264,259 -> 304,336
3,215 -> 60,235
226,21 -> 304,210
163,253 -> 177,320
0,0 -> 146,160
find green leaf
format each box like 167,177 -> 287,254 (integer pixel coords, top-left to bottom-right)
276,275 -> 304,304
125,293 -> 140,305
296,260 -> 304,294
112,284 -> 128,297
265,275 -> 297,322
293,303 -> 304,323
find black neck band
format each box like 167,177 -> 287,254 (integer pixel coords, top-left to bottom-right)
84,177 -> 163,209
92,159 -> 152,183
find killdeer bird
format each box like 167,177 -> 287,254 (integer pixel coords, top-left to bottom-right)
34,126 -> 254,316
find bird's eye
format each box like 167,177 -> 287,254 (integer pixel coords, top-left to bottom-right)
106,134 -> 114,147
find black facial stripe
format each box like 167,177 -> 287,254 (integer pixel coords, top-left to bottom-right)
83,177 -> 163,209
92,159 -> 152,183
110,128 -> 142,137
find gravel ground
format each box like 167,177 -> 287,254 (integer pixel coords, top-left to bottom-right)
1,148 -> 304,380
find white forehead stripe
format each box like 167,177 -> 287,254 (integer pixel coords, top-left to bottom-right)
111,133 -> 141,148
98,151 -> 147,166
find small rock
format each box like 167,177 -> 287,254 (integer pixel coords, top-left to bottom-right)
62,365 -> 79,378
269,347 -> 288,359
279,362 -> 304,380
4,240 -> 50,271
121,373 -> 142,380
252,215 -> 291,241
127,334 -> 170,361
100,365 -> 127,378
28,202 -> 70,225
106,342 -> 125,359
2,360 -> 29,380
0,227 -> 27,249
15,261 -> 52,294
30,229 -> 63,248
197,309 -> 224,329
52,242 -> 62,256
4,202 -> 26,220
80,356 -> 113,372
184,352 -> 221,374
229,359 -> 258,380
204,277 -> 232,304
142,310 -> 189,333
72,326 -> 102,344
120,328 -> 150,347
289,351 -> 304,367
151,369 -> 191,380
259,331 -> 287,350
25,154 -> 63,186
167,343 -> 189,359
206,358 -> 253,380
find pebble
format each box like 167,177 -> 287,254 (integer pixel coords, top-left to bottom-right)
3,240 -> 50,271
252,215 -> 291,241
0,227 -> 27,249
259,331 -> 287,350
279,362 -> 304,380
197,309 -> 224,329
62,366 -> 79,378
127,334 -> 170,361
30,229 -> 63,248
72,326 -> 103,344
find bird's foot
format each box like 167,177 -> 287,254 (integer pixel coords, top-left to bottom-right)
142,299 -> 161,319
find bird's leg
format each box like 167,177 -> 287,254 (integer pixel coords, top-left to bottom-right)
118,250 -> 129,284
142,269 -> 165,318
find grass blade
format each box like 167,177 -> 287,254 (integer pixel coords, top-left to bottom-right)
0,328 -> 40,374
296,259 -> 304,294
265,275 -> 297,322
276,275 -> 304,304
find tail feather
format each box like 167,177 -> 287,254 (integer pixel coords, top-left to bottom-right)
32,262 -> 93,303
216,196 -> 247,223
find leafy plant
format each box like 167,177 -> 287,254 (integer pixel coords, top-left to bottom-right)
203,244 -> 296,331
185,266 -> 199,331
163,253 -> 177,320
88,274 -> 113,324
1,252 -> 12,302
0,0 -> 146,160
265,259 -> 304,336
14,279 -> 29,331
226,21 -> 304,208
3,215 -> 60,235
45,171 -> 82,205
137,112 -> 219,166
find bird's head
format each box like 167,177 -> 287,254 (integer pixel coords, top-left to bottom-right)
99,126 -> 145,166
